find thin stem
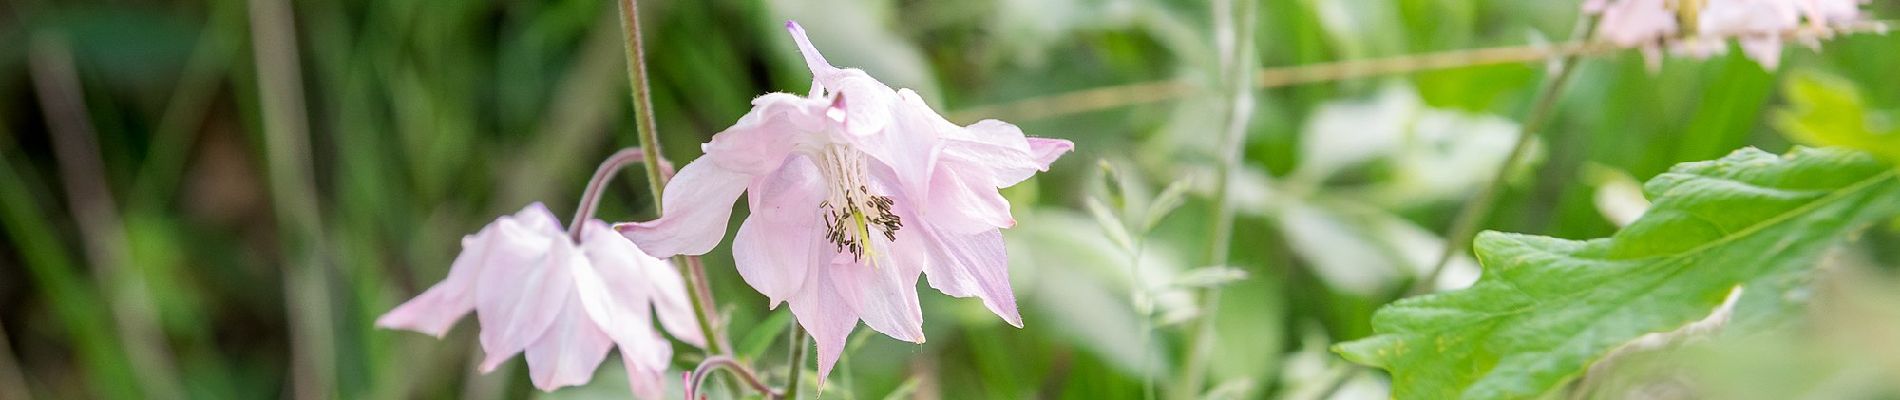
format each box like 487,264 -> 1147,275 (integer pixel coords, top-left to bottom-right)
567,148 -> 654,240
29,34 -> 188,400
784,325 -> 809,400
1174,0 -> 1257,397
946,20 -> 1891,123
243,0 -> 335,396
616,0 -> 667,200
688,356 -> 781,400
1409,15 -> 1598,296
613,0 -> 732,356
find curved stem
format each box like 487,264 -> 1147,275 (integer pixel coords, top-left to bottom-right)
783,325 -> 809,400
688,356 -> 781,400
1409,15 -> 1598,296
567,148 -> 651,240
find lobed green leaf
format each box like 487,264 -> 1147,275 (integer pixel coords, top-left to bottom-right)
1335,147 -> 1900,399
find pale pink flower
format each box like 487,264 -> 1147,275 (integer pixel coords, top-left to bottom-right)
1801,0 -> 1868,26
615,21 -> 1072,381
1697,0 -> 1802,69
1588,0 -> 1680,68
377,203 -> 702,398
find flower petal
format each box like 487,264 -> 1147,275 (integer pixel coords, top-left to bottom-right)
703,93 -> 828,175
522,279 -> 615,392
615,158 -> 752,258
1026,137 -> 1074,170
826,240 -> 926,344
377,204 -> 566,336
475,229 -> 573,372
914,224 -> 1022,327
732,156 -> 826,305
921,157 -> 1015,234
580,221 -> 705,348
786,260 -> 861,384
622,340 -> 674,400
574,222 -> 659,339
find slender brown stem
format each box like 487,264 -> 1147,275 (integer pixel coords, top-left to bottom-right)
688,356 -> 782,400
613,0 -> 732,357
947,20 -> 1891,123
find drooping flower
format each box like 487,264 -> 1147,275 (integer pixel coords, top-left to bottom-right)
1698,0 -> 1802,69
614,21 -> 1072,381
1585,0 -> 1872,70
1799,0 -> 1868,27
377,203 -> 702,398
1586,0 -> 1679,68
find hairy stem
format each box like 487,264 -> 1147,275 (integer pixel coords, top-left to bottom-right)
614,0 -> 731,356
688,356 -> 782,400
567,148 -> 660,240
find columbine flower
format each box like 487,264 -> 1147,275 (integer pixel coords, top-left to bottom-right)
614,21 -> 1072,381
377,203 -> 702,398
1587,0 -> 1870,70
1698,0 -> 1802,69
1586,0 -> 1678,68
1800,0 -> 1868,27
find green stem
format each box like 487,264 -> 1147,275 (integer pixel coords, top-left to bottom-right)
1409,15 -> 1597,297
245,0 -> 336,396
784,325 -> 809,400
613,0 -> 730,356
1174,0 -> 1257,397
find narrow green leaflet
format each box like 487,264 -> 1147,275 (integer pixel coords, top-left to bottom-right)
1774,71 -> 1900,162
1334,147 -> 1900,399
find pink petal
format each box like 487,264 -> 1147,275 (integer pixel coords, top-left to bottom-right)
475,230 -> 574,372
936,116 -> 1071,188
1738,35 -> 1783,70
785,21 -> 837,81
921,157 -> 1015,234
615,158 -> 751,258
915,224 -> 1022,327
377,204 -> 565,336
786,262 -> 861,384
622,342 -> 674,400
826,241 -> 926,343
732,157 -> 826,305
702,93 -> 828,175
522,283 -> 616,392
843,89 -> 943,201
579,221 -> 706,348
1026,138 -> 1074,170
573,223 -> 659,345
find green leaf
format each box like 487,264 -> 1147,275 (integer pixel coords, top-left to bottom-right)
1774,71 -> 1900,162
1334,147 -> 1900,399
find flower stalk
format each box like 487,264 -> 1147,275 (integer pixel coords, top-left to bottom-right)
784,326 -> 809,400
687,356 -> 782,400
614,0 -> 731,357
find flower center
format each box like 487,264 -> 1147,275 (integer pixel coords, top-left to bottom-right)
816,145 -> 902,262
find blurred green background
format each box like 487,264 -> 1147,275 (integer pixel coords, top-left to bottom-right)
4,0 -> 1900,398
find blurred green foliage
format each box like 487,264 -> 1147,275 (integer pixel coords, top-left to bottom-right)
2,0 -> 1899,399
